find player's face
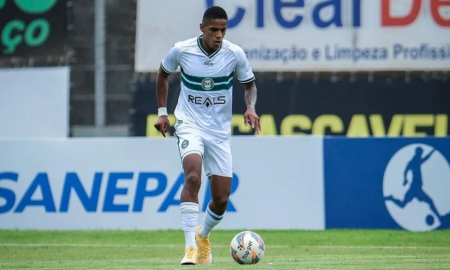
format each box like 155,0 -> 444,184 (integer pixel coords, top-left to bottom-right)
200,19 -> 227,51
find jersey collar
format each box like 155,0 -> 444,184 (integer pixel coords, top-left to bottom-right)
197,35 -> 222,58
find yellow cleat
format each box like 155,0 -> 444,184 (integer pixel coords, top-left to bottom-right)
180,246 -> 197,265
196,226 -> 212,264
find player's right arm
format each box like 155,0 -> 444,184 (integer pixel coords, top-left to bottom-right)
403,163 -> 411,186
154,44 -> 182,137
154,68 -> 171,137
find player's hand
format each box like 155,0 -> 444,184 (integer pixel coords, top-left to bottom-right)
403,178 -> 408,186
244,107 -> 261,134
154,116 -> 170,137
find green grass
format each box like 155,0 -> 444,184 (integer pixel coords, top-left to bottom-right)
1,230 -> 449,269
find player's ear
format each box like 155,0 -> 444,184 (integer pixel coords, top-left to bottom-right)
200,23 -> 204,33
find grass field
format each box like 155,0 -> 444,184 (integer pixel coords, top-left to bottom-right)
1,229 -> 449,269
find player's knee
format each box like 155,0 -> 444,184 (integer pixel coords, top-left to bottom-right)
184,172 -> 201,192
212,194 -> 229,211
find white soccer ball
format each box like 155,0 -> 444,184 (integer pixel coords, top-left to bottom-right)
230,231 -> 265,264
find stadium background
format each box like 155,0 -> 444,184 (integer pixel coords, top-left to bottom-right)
0,0 -> 449,232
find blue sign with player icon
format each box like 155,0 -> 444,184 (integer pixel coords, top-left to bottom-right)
324,137 -> 450,231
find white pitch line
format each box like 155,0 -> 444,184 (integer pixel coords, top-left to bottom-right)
1,243 -> 449,250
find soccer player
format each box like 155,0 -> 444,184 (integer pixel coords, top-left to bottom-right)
153,6 -> 261,265
385,147 -> 440,221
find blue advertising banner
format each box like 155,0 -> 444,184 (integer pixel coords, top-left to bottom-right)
324,138 -> 450,231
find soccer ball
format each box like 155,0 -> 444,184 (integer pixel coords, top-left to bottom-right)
230,231 -> 265,264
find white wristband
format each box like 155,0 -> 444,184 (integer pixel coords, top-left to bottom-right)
158,107 -> 168,117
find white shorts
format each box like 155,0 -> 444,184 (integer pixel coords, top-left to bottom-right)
174,126 -> 232,178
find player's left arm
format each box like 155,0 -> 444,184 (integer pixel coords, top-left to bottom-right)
421,149 -> 436,163
243,81 -> 261,134
234,46 -> 261,134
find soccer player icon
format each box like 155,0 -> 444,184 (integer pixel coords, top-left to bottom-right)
385,147 -> 441,224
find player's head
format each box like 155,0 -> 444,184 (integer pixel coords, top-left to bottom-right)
415,147 -> 423,156
200,6 -> 228,51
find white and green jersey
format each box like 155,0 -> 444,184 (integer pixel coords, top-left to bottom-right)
161,35 -> 255,140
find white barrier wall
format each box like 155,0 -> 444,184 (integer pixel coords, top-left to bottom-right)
0,67 -> 70,138
135,0 -> 450,72
0,137 -> 324,230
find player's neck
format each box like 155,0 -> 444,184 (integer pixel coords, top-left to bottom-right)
200,37 -> 217,55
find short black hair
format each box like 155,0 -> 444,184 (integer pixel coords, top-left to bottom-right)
202,6 -> 228,22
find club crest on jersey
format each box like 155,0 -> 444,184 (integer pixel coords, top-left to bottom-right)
181,140 -> 189,148
201,78 -> 215,90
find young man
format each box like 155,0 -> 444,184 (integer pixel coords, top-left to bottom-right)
154,6 -> 261,265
